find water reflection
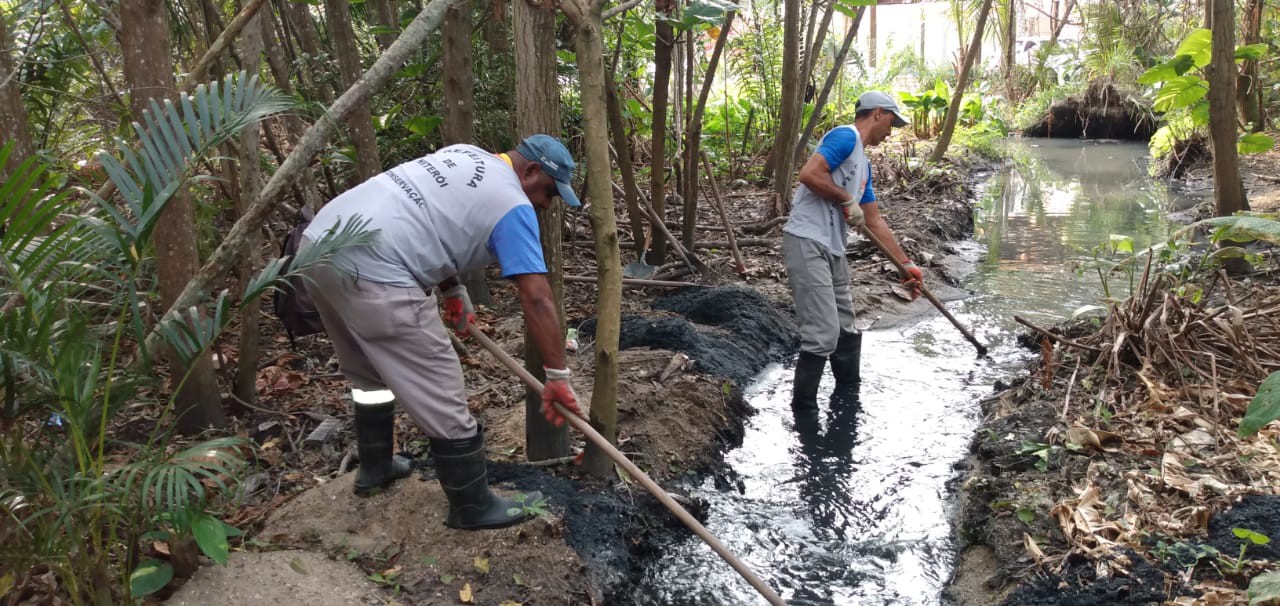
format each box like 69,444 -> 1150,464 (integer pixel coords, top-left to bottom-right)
626,140 -> 1201,606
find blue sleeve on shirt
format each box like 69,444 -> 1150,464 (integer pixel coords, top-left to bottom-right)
488,205 -> 548,278
815,126 -> 857,171
860,166 -> 877,204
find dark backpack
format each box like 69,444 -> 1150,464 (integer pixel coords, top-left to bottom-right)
273,208 -> 327,345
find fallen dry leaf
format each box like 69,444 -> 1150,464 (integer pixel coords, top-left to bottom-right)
459,582 -> 474,603
1065,426 -> 1122,452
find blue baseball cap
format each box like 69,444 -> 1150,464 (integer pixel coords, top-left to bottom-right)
517,134 -> 581,208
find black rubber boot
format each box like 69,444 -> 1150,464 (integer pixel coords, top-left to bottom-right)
829,331 -> 862,390
352,402 -> 413,497
792,352 -> 827,416
430,429 -> 544,530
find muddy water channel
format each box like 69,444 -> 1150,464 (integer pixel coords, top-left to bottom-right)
626,139 -> 1204,605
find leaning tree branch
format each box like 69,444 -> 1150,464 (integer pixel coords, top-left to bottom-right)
141,0 -> 455,361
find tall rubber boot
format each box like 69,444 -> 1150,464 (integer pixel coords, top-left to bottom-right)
352,400 -> 413,497
829,331 -> 862,390
792,352 -> 827,418
430,429 -> 544,530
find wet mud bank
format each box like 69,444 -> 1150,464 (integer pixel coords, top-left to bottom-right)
946,285 -> 1280,605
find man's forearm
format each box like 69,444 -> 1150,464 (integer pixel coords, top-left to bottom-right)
522,295 -> 566,371
865,219 -> 910,265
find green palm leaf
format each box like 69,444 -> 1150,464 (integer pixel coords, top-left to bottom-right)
92,71 -> 294,249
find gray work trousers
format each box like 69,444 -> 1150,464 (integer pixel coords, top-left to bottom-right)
783,232 -> 858,357
300,251 -> 477,439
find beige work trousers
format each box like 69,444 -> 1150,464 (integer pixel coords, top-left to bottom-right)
301,258 -> 477,439
783,232 -> 859,357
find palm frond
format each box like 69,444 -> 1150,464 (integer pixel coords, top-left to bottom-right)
92,71 -> 294,248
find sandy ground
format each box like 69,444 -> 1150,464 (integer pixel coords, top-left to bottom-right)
167,550 -> 383,605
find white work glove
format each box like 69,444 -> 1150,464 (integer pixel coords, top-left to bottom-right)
841,197 -> 865,228
441,284 -> 474,336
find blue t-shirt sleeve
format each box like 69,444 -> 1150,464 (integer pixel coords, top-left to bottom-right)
815,126 -> 857,170
488,205 -> 548,278
860,164 -> 876,204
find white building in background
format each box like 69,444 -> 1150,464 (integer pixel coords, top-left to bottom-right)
828,0 -> 1088,82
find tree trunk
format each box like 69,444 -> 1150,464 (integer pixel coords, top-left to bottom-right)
794,6 -> 864,162
260,9 -> 326,211
514,0 -> 569,460
1236,0 -> 1264,132
120,0 -> 226,432
561,0 -> 620,479
372,0 -> 399,50
233,7 -> 265,407
1003,0 -> 1016,97
771,0 -> 802,216
0,12 -> 34,180
681,11 -> 736,251
647,15 -> 674,266
280,0 -> 336,101
800,0 -> 834,104
868,4 -> 876,68
324,0 -> 382,183
606,75 -> 646,256
1208,0 -> 1248,215
929,0 -> 993,163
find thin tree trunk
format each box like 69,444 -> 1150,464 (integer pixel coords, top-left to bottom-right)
514,0 -> 569,460
372,0 -> 399,50
0,13 -> 34,180
771,0 -> 802,216
1025,0 -> 1073,99
794,6 -> 864,162
606,74 -> 646,256
142,0 -> 456,362
120,0 -> 226,432
260,8 -> 325,212
1208,0 -> 1248,215
681,10 -> 735,251
800,0 -> 834,103
1003,0 -> 1015,98
234,8 -> 265,406
929,0 -> 993,163
1237,0 -> 1263,132
868,4 -> 876,68
561,0 -> 620,479
283,0 -> 335,102
56,0 -> 124,108
324,0 -> 382,183
647,15 -> 674,266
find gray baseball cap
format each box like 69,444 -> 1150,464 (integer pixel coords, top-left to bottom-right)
856,91 -> 910,127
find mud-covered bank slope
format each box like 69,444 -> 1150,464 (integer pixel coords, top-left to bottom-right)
947,252 -> 1280,605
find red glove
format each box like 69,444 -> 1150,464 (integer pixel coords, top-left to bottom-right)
441,284 -> 474,336
900,260 -> 923,300
541,367 -> 584,428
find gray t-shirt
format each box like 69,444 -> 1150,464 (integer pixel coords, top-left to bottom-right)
782,125 -> 875,256
304,144 -> 546,288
